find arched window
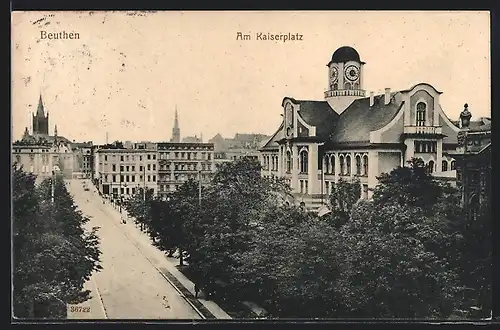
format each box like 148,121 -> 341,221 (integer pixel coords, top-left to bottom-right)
451,160 -> 456,171
324,155 -> 330,173
442,160 -> 448,172
286,151 -> 292,173
353,82 -> 359,90
416,102 -> 426,127
331,155 -> 335,175
355,155 -> 361,175
346,155 -> 351,175
300,150 -> 308,173
363,155 -> 369,176
428,160 -> 434,174
333,83 -> 338,90
344,82 -> 352,90
339,155 -> 345,175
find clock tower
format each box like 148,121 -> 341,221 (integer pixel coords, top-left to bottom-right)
324,46 -> 366,114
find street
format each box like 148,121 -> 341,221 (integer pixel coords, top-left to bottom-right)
65,179 -> 202,319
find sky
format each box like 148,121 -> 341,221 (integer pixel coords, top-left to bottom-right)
11,11 -> 490,144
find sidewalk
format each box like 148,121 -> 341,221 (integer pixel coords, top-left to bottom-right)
100,200 -> 232,319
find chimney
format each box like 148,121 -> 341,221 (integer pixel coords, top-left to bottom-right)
384,88 -> 391,105
369,91 -> 374,106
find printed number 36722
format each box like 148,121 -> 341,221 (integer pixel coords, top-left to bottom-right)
70,306 -> 91,313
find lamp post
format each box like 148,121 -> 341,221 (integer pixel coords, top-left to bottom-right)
122,183 -> 128,224
51,170 -> 55,203
198,169 -> 202,208
318,142 -> 325,205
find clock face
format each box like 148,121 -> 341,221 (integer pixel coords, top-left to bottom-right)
345,65 -> 360,82
331,67 -> 338,82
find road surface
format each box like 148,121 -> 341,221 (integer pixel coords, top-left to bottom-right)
65,179 -> 201,320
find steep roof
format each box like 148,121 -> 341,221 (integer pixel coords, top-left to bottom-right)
72,141 -> 93,148
260,122 -> 284,150
291,99 -> 340,138
469,122 -> 491,132
329,94 -> 403,144
449,117 -> 491,139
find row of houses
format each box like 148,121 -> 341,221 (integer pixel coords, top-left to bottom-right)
93,141 -> 215,200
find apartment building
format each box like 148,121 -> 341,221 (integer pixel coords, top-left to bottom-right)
156,142 -> 215,198
95,146 -> 158,200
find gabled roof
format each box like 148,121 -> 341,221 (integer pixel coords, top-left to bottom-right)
260,121 -> 284,150
209,133 -> 224,141
329,94 -> 403,143
288,99 -> 340,138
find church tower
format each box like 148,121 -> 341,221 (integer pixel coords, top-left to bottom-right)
170,106 -> 180,143
32,94 -> 49,135
324,46 -> 366,114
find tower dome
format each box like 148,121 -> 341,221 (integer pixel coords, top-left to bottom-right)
329,46 -> 364,64
325,46 -> 366,113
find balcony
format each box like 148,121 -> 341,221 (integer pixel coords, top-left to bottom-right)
404,126 -> 442,135
324,89 -> 365,98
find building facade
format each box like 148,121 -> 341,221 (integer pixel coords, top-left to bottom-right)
94,145 -> 159,200
260,46 -> 462,210
12,140 -> 73,181
451,105 -> 491,218
72,141 -> 93,178
94,142 -> 215,199
13,96 -> 76,180
157,142 -> 215,198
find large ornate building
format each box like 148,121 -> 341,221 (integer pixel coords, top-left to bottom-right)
260,46 -> 463,210
12,95 -> 75,180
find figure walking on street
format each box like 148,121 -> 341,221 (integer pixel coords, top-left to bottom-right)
194,282 -> 200,298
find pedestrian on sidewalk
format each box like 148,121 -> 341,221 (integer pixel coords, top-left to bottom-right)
194,282 -> 200,298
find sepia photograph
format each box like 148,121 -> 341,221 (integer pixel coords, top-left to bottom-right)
11,11 -> 491,321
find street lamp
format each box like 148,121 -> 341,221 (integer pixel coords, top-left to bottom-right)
51,170 -> 55,203
198,169 -> 202,208
121,183 -> 128,224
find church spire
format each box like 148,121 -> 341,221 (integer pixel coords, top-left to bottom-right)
174,105 -> 179,130
170,105 -> 180,143
37,94 -> 45,117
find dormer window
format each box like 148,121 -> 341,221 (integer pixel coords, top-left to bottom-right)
416,102 -> 426,127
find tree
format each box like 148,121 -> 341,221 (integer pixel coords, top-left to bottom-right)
13,167 -> 102,319
125,187 -> 154,231
332,159 -> 466,318
336,199 -> 461,318
328,177 -> 361,227
373,158 -> 442,211
235,204 -> 345,317
192,158 -> 291,298
170,179 -> 203,266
